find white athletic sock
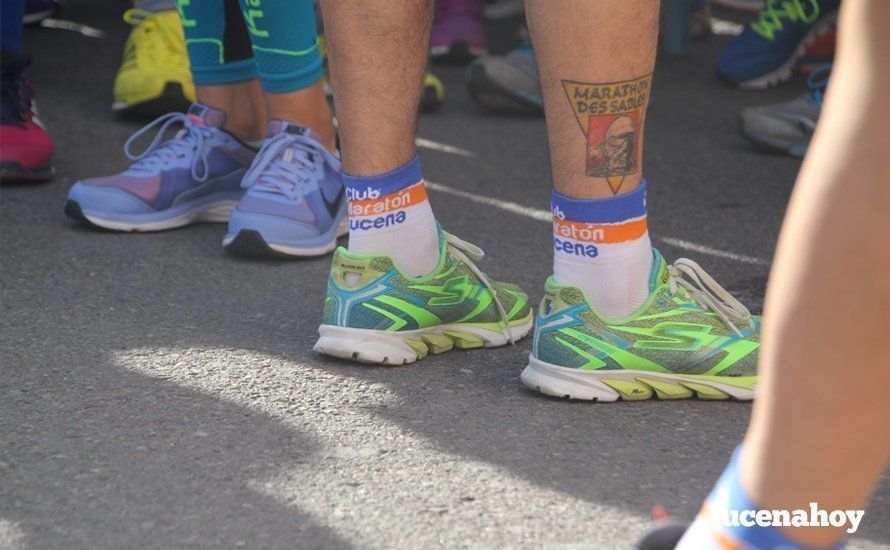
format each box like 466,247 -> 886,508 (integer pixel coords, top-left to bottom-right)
343,155 -> 440,277
552,182 -> 653,319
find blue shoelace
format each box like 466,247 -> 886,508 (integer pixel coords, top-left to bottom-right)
806,64 -> 831,106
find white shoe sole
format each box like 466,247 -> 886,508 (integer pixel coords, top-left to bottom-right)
80,200 -> 237,232
315,315 -> 534,366
520,355 -> 756,402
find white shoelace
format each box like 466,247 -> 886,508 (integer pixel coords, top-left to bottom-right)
668,258 -> 755,337
123,112 -> 214,181
241,132 -> 321,200
443,232 -> 515,345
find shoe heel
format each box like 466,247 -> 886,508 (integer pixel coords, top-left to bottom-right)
314,325 -> 423,365
520,356 -> 621,402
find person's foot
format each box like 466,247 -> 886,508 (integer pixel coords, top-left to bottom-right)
112,8 -> 195,115
223,122 -> 347,258
466,42 -> 542,115
430,0 -> 487,64
23,0 -> 61,25
716,0 -> 839,89
796,20 -> 835,73
65,104 -> 254,231
1,50 -> 53,182
522,250 -> 760,402
314,228 -> 533,365
740,64 -> 828,157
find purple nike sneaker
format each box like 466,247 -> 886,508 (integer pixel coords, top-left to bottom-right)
65,104 -> 256,231
222,121 -> 346,258
431,0 -> 487,63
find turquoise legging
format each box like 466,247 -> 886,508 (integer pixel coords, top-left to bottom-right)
176,0 -> 323,94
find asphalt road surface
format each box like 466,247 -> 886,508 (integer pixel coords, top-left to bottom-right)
2,2 -> 888,549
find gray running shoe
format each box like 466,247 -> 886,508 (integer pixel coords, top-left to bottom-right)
465,42 -> 542,115
740,65 -> 829,157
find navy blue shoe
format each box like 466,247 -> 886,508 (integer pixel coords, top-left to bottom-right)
716,0 -> 839,89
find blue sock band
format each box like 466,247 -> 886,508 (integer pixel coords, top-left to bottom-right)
1,0 -> 25,54
706,447 -> 844,549
238,0 -> 323,93
343,156 -> 424,199
551,180 -> 647,223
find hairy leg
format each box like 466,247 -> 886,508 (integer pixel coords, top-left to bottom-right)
526,0 -> 658,199
319,0 -> 434,175
739,0 -> 890,545
525,0 -> 660,319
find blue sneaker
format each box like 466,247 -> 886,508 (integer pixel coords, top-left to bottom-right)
222,122 -> 347,258
739,64 -> 829,157
65,104 -> 255,231
716,0 -> 839,89
466,42 -> 542,115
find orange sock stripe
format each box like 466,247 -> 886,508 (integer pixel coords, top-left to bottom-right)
348,182 -> 429,218
553,216 -> 648,244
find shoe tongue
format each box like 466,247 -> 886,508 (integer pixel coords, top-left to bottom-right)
267,120 -> 323,144
187,103 -> 226,128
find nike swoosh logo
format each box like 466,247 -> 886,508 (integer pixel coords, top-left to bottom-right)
321,185 -> 345,218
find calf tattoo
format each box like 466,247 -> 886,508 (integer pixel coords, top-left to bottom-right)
562,74 -> 652,194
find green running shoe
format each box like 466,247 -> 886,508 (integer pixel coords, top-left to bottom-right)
315,230 -> 534,365
522,250 -> 760,402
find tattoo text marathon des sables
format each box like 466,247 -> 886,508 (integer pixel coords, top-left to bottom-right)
562,74 -> 652,194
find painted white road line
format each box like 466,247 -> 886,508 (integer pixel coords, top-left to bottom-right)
658,237 -> 769,266
40,18 -> 106,38
426,181 -> 551,222
427,180 -> 770,266
332,117 -> 475,158
415,138 -> 476,157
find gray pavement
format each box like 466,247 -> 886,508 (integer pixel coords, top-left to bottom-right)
2,2 -> 888,549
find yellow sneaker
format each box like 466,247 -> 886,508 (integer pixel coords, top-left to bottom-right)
112,9 -> 195,115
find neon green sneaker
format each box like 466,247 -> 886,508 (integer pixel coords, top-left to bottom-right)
314,230 -> 533,365
112,9 -> 195,114
522,250 -> 760,402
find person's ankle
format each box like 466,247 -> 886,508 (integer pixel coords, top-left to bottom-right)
225,116 -> 266,143
344,155 -> 440,277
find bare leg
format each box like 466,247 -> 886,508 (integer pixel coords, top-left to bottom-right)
318,0 -> 440,277
526,0 -> 658,199
319,0 -> 433,176
196,81 -> 267,142
525,0 -> 660,319
739,0 -> 890,545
